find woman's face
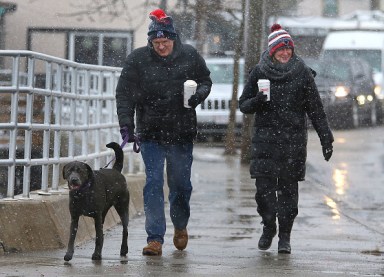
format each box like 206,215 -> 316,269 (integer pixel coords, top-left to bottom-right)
151,38 -> 174,57
273,48 -> 293,64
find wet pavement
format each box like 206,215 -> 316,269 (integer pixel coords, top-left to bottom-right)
0,129 -> 383,276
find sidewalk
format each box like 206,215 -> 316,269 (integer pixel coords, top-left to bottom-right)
0,146 -> 383,276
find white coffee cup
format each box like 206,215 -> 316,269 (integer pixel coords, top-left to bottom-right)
184,80 -> 197,108
257,79 -> 270,101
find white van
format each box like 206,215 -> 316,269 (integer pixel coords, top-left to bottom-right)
196,57 -> 244,141
322,30 -> 384,124
322,30 -> 384,100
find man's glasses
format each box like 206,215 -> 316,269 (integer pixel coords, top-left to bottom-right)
152,40 -> 173,47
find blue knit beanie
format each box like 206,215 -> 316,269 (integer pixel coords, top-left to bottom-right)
147,9 -> 177,41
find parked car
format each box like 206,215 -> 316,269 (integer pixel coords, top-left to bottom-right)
307,57 -> 380,129
195,57 -> 244,141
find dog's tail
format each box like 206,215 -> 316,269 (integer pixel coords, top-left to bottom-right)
106,142 -> 124,172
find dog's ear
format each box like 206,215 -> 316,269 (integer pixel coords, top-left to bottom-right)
85,163 -> 94,183
62,164 -> 68,179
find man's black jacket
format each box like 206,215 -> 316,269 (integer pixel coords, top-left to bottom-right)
116,38 -> 212,143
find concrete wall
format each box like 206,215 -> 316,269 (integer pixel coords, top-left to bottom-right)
0,174 -> 147,254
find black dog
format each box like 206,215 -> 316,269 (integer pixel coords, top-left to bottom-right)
62,142 -> 129,261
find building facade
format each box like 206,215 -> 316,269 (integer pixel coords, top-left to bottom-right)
0,0 -> 165,67
0,0 -> 383,63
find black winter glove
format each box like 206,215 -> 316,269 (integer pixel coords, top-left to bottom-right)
252,91 -> 268,104
322,144 -> 333,161
188,94 -> 200,108
120,126 -> 135,143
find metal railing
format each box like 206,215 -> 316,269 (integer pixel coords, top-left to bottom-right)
0,50 -> 143,199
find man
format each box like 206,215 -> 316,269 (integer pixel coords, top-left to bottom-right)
116,8 -> 212,256
239,24 -> 333,254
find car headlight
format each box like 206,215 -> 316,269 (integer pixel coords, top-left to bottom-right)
355,95 -> 373,105
331,86 -> 350,98
374,85 -> 384,99
356,95 -> 366,105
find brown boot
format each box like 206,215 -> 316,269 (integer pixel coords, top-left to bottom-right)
173,229 -> 188,250
142,241 -> 162,256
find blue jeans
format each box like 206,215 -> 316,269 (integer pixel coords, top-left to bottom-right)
140,141 -> 193,244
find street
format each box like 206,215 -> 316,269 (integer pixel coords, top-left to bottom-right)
306,125 -> 384,235
0,126 -> 383,276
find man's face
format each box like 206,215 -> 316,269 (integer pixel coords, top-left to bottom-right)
273,47 -> 293,64
151,38 -> 174,57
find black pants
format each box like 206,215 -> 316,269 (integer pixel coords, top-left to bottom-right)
255,177 -> 299,233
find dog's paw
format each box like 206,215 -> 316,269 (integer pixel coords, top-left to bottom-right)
92,253 -> 102,260
64,253 -> 73,261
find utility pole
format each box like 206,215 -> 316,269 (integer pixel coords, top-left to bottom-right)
240,0 -> 264,164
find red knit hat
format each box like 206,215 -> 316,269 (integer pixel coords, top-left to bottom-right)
268,24 -> 294,56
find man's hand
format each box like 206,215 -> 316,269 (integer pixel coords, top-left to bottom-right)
120,126 -> 135,143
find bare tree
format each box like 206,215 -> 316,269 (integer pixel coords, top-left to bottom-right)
193,0 -> 206,53
224,0 -> 245,155
192,0 -> 222,53
159,0 -> 167,10
240,0 -> 264,164
370,0 -> 381,10
56,0 -> 153,31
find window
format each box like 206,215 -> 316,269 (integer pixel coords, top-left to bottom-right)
323,49 -> 381,73
69,32 -> 133,67
206,60 -> 244,85
317,60 -> 351,82
323,0 -> 338,17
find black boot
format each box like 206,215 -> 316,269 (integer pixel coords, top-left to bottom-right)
278,232 -> 291,254
258,224 -> 277,250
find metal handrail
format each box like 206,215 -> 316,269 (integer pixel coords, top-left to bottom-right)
0,50 -> 144,199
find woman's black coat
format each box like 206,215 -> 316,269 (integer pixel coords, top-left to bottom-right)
116,38 -> 212,143
239,51 -> 333,181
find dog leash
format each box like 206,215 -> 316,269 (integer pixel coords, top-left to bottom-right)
103,134 -> 141,168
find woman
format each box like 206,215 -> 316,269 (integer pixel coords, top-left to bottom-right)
239,24 -> 334,254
